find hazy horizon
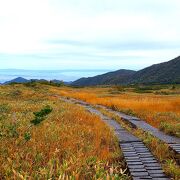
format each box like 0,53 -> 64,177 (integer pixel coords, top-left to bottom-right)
0,69 -> 112,83
0,55 -> 179,83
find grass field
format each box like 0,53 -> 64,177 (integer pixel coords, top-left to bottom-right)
0,84 -> 128,179
55,85 -> 180,137
0,83 -> 179,179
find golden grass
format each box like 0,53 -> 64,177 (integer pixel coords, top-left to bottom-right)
1,84 -> 179,178
55,86 -> 180,137
0,84 -> 128,179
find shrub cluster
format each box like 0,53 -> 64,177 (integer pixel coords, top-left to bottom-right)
30,105 -> 53,125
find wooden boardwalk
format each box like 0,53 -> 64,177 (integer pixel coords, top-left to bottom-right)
96,104 -> 180,155
60,97 -> 170,180
63,97 -> 180,155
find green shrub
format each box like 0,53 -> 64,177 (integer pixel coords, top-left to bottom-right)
7,124 -> 19,138
0,104 -> 10,113
171,85 -> 176,90
159,122 -> 180,137
154,91 -> 170,95
24,132 -> 31,141
134,87 -> 152,93
31,105 -> 53,125
24,82 -> 37,88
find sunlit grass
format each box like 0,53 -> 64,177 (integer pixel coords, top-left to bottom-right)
55,86 -> 180,137
0,84 -> 128,179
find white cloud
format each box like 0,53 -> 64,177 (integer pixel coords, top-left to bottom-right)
0,0 -> 180,70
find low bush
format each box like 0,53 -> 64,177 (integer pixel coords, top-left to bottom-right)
30,105 -> 53,125
159,122 -> 180,137
0,104 -> 10,113
24,82 -> 37,88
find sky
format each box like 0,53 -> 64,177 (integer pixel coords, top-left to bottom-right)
0,0 -> 180,71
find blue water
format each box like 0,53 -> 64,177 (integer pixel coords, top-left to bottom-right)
0,69 -> 110,83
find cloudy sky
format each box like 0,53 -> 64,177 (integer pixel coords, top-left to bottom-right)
0,0 -> 180,71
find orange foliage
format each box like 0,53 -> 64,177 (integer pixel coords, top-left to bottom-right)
0,84 -> 124,179
57,87 -> 180,131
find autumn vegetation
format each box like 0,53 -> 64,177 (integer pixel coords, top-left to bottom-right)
0,84 -> 129,179
0,82 -> 179,179
56,85 -> 180,137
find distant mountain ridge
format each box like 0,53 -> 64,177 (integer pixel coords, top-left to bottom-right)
2,56 -> 180,86
72,56 -> 180,86
4,77 -> 29,84
128,56 -> 180,84
72,69 -> 136,86
2,77 -> 68,85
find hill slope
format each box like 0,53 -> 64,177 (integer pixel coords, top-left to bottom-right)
128,56 -> 180,84
4,77 -> 29,84
72,69 -> 136,86
72,56 -> 180,86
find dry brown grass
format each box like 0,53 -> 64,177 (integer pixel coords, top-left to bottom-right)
0,84 -> 128,179
54,86 -> 180,137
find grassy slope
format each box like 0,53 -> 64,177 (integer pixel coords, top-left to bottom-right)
0,84 -> 128,179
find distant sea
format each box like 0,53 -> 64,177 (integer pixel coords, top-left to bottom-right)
0,69 -> 109,83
